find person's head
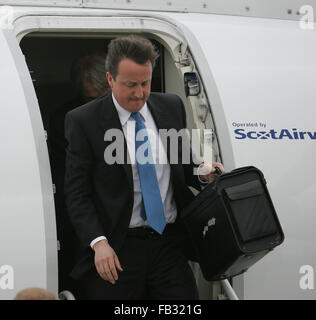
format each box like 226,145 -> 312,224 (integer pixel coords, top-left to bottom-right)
14,287 -> 56,300
71,53 -> 110,102
105,35 -> 159,112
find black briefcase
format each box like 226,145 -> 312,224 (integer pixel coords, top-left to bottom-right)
182,166 -> 284,281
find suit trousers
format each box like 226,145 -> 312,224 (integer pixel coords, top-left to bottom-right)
77,224 -> 199,300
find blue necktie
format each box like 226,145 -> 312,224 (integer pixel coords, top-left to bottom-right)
131,112 -> 166,234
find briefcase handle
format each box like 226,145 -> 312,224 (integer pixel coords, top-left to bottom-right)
214,166 -> 264,181
214,166 -> 263,179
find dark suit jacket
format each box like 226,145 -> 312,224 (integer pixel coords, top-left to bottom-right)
64,91 -> 200,279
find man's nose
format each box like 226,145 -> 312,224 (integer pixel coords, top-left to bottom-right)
134,85 -> 143,98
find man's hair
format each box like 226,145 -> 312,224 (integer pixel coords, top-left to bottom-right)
14,287 -> 56,300
70,52 -> 110,92
105,35 -> 159,79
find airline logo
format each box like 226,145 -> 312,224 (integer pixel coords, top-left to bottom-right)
232,122 -> 316,140
234,128 -> 316,140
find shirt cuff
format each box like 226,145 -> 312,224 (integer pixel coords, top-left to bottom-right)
199,177 -> 210,184
90,236 -> 107,250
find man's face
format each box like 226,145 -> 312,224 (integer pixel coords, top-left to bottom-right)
106,58 -> 152,112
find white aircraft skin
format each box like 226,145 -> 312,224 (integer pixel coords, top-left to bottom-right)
0,0 -> 315,300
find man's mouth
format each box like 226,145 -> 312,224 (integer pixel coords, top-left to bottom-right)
129,97 -> 144,101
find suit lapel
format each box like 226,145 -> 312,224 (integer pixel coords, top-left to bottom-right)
147,94 -> 181,189
147,95 -> 176,163
98,93 -> 134,194
147,95 -> 172,131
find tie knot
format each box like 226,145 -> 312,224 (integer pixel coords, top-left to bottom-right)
131,112 -> 143,123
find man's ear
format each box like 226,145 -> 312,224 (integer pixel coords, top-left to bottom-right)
106,72 -> 114,89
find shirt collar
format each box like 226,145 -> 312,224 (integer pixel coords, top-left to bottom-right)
112,93 -> 148,126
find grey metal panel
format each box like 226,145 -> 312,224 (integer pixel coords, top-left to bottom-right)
0,0 -> 315,22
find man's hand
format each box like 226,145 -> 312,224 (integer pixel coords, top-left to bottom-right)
93,239 -> 123,284
198,162 -> 225,183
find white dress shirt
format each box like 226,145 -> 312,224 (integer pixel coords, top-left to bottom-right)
90,94 -> 177,249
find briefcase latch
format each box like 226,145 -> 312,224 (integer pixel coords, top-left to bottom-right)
203,217 -> 216,237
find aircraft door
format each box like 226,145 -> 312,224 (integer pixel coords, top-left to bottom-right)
0,29 -> 57,299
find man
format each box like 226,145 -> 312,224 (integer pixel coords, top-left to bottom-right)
64,36 -> 224,299
49,52 -> 110,170
48,53 -> 110,294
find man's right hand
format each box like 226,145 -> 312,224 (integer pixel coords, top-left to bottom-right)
93,240 -> 123,284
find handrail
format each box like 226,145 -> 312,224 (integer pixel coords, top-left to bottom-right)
220,279 -> 239,300
58,290 -> 76,300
